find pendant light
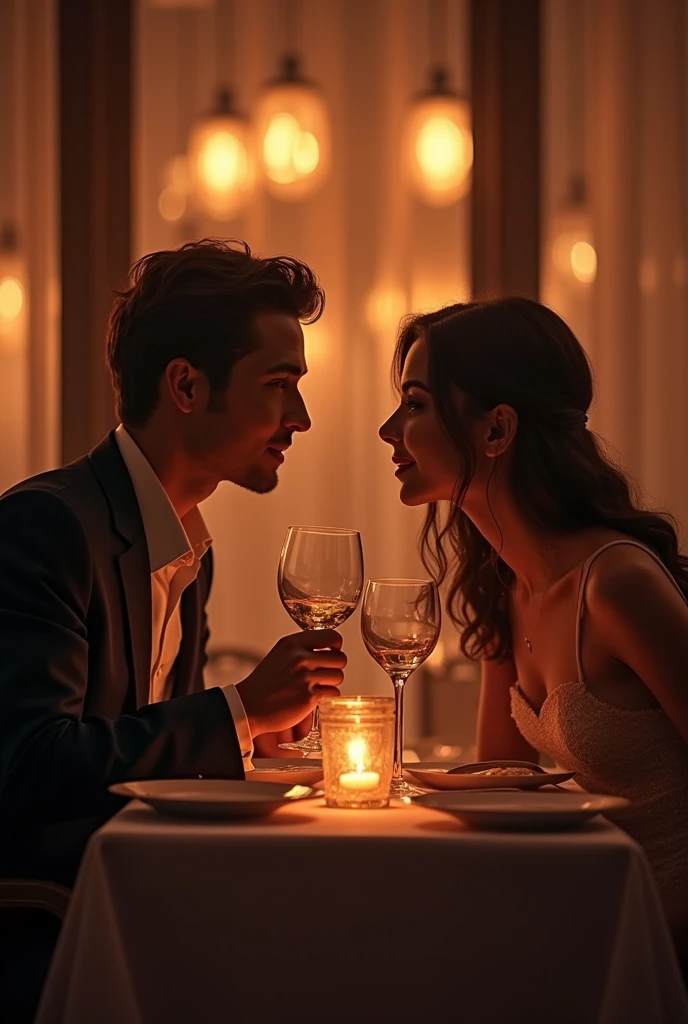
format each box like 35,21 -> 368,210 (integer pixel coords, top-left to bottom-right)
254,1 -> 331,201
187,1 -> 253,220
0,224 -> 27,350
403,1 -> 472,206
551,178 -> 597,285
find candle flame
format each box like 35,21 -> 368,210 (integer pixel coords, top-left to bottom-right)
347,738 -> 367,774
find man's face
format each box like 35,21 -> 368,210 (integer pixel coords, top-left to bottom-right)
189,311 -> 311,494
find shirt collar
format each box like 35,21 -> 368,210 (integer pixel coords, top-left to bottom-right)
114,424 -> 212,573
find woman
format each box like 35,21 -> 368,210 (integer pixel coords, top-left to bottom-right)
380,297 -> 688,959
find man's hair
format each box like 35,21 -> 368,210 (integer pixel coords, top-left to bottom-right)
105,238 -> 325,426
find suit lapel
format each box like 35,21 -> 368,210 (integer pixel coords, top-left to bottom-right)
89,433 -> 152,709
118,535 -> 153,708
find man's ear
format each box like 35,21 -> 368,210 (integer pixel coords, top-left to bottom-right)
165,360 -> 204,415
484,404 -> 518,458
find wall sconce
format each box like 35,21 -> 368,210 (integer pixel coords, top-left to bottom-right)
254,54 -> 331,201
551,178 -> 597,285
187,87 -> 253,220
404,67 -> 473,207
0,224 -> 27,350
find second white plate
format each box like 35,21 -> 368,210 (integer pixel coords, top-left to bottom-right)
416,790 -> 628,830
246,759 -> 324,786
404,761 -> 575,791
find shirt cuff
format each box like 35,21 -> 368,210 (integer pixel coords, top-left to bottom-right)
221,683 -> 254,767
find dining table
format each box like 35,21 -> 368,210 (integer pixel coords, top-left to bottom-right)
36,791 -> 688,1024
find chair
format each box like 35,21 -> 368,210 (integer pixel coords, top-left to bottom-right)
0,879 -> 70,1021
415,655 -> 481,762
0,878 -> 70,919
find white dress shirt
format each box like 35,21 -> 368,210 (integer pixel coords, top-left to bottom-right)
115,426 -> 253,760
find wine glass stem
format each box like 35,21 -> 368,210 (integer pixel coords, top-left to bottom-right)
391,674 -> 408,782
310,705 -> 320,736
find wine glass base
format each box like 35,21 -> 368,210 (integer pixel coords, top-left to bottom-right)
389,777 -> 425,800
278,734 -> 323,758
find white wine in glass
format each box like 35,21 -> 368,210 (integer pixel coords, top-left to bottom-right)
361,579 -> 441,799
278,527 -> 364,757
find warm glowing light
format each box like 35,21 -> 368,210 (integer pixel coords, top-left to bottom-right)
0,277 -> 24,323
255,81 -> 330,200
553,230 -> 597,285
570,241 -> 597,283
157,156 -> 190,223
188,113 -> 253,219
348,738 -> 367,772
404,94 -> 473,206
415,116 -> 466,187
365,283 -> 408,335
158,186 -> 186,222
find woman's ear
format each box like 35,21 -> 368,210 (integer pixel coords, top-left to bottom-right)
483,404 -> 518,458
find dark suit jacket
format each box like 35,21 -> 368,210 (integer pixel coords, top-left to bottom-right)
0,432 -> 243,882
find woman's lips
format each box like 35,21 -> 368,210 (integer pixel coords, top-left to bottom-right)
394,461 -> 415,477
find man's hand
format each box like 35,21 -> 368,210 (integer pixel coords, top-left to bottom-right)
236,630 -> 346,737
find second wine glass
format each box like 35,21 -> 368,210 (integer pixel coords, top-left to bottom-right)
278,526 -> 364,757
361,578 -> 441,798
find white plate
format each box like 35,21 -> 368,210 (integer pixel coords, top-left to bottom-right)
246,759 -> 324,786
404,761 -> 575,791
416,790 -> 629,830
109,779 -> 321,819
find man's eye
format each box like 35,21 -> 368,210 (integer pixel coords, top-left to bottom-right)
268,379 -> 287,389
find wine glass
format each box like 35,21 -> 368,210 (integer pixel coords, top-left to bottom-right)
278,526 -> 364,757
361,579 -> 441,799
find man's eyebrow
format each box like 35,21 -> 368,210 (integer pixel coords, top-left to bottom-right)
262,362 -> 308,376
401,379 -> 430,393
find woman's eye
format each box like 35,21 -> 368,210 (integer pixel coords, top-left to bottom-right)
403,397 -> 423,412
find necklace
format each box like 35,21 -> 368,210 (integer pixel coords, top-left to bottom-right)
514,581 -> 552,654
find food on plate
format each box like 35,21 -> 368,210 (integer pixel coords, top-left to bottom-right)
471,766 -> 539,776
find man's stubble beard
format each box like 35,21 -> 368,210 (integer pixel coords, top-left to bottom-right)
230,465 -> 279,495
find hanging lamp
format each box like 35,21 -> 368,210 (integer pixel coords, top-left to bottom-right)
187,0 -> 253,220
254,1 -> 330,201
403,1 -> 472,206
551,178 -> 597,285
0,224 -> 27,349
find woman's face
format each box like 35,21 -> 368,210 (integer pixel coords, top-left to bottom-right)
379,339 -> 465,505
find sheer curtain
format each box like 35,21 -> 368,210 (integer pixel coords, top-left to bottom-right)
544,0 -> 688,533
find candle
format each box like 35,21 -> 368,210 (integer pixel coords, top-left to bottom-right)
338,738 -> 379,792
339,769 -> 380,791
320,697 -> 395,809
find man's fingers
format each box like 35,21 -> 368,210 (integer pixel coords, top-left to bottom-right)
301,649 -> 347,671
310,684 -> 342,700
300,629 -> 343,650
308,669 -> 345,688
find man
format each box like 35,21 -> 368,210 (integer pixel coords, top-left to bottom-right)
0,238 -> 345,886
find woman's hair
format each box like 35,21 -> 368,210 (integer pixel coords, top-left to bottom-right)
392,297 -> 688,661
106,238 -> 324,426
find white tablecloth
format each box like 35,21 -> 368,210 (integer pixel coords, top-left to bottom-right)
37,798 -> 688,1024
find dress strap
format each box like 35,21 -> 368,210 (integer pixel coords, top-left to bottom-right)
574,539 -> 686,687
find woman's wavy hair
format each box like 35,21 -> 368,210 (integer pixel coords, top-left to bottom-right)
392,297 -> 688,661
106,238 -> 324,426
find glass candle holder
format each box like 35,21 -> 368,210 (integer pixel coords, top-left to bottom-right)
319,696 -> 395,808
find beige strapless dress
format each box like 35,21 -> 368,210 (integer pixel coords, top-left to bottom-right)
510,540 -> 688,935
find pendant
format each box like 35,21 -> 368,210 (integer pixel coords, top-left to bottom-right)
525,636 -> 533,654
